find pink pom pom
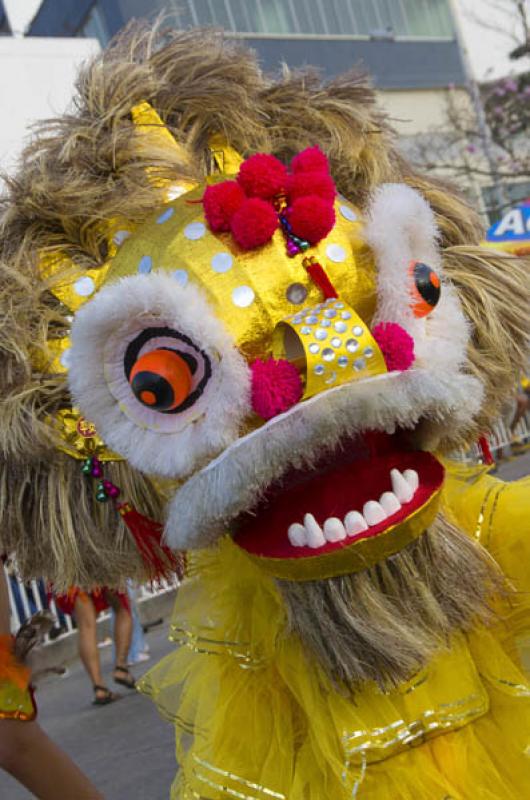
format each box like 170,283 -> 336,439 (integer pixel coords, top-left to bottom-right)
203,181 -> 245,232
288,195 -> 335,244
230,198 -> 278,250
251,358 -> 303,420
372,322 -> 415,372
287,171 -> 336,203
237,154 -> 288,199
290,146 -> 330,175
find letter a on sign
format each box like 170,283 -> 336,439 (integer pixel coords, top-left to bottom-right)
495,209 -> 525,237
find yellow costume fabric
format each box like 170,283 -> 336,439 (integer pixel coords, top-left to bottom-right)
140,464 -> 530,799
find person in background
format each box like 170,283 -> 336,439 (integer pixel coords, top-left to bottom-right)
55,588 -> 137,705
0,564 -> 103,799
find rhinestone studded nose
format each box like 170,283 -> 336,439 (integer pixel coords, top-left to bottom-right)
272,298 -> 387,399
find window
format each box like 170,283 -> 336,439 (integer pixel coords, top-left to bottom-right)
157,0 -> 455,38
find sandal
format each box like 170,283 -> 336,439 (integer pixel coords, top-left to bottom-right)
113,665 -> 136,690
93,684 -> 119,706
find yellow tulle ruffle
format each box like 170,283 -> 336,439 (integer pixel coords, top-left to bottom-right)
140,464 -> 530,799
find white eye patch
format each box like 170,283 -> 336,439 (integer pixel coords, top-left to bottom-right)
364,183 -> 470,374
68,272 -> 251,477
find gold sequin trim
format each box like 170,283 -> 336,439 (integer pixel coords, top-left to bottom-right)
191,754 -> 285,800
342,691 -> 487,765
482,674 -> 530,696
169,625 -> 266,669
342,751 -> 367,799
474,481 -> 506,546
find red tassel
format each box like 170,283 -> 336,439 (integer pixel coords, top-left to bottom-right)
303,256 -> 338,299
478,435 -> 494,466
117,503 -> 186,582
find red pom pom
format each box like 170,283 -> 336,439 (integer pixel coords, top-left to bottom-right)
372,322 -> 415,372
287,171 -> 336,203
290,146 -> 329,175
251,358 -> 303,420
237,154 -> 288,199
230,198 -> 278,250
288,195 -> 335,245
203,181 -> 245,232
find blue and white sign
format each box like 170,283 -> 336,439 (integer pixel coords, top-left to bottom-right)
484,200 -> 530,254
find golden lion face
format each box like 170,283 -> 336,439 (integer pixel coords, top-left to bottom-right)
66,145 -> 478,579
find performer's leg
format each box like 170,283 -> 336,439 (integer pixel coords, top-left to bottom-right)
109,592 -> 132,666
0,717 -> 103,800
74,595 -> 106,696
106,590 -> 135,687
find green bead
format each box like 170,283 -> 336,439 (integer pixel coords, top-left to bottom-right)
300,241 -> 310,251
96,492 -> 109,503
81,464 -> 92,475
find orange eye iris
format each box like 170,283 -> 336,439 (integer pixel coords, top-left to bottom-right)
129,350 -> 192,411
409,260 -> 441,318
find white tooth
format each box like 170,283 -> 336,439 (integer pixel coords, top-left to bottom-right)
288,523 -> 307,547
344,511 -> 368,536
303,513 -> 326,548
379,491 -> 401,516
403,469 -> 419,493
363,501 -> 387,526
390,468 -> 414,504
323,517 -> 346,542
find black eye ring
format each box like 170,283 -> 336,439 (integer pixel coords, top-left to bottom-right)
410,261 -> 441,318
124,327 -> 212,414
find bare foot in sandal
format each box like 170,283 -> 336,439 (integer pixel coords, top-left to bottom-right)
113,665 -> 136,690
92,685 -> 119,706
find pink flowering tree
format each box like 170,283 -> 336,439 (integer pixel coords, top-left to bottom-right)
407,0 -> 530,219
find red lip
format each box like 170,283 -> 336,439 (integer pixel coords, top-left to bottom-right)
234,432 -> 444,561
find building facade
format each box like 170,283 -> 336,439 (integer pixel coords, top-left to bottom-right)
25,1 -> 466,138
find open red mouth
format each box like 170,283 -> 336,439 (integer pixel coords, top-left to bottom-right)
234,431 -> 444,576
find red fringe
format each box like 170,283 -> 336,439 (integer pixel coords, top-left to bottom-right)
304,258 -> 338,299
117,503 -> 186,582
478,435 -> 494,466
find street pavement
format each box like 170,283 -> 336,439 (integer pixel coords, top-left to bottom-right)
1,450 -> 529,800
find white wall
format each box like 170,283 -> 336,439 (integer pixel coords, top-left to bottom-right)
0,36 -> 99,173
378,88 -> 457,137
451,0 -> 530,81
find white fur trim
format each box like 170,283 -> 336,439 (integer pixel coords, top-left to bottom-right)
164,366 -> 483,549
364,183 -> 473,375
68,272 -> 251,477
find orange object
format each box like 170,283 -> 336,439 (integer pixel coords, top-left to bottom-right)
0,633 -> 35,721
0,634 -> 29,690
130,349 -> 192,411
409,260 -> 441,318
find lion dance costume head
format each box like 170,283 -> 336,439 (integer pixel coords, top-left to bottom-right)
0,25 -> 529,700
